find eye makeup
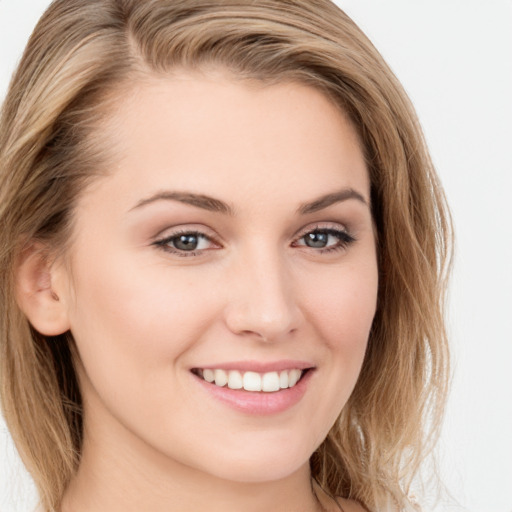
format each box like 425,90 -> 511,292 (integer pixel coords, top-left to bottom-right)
292,226 -> 356,254
152,222 -> 356,258
152,228 -> 221,258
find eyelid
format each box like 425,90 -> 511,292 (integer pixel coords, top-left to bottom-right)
291,222 -> 356,252
293,221 -> 351,240
152,225 -> 223,257
151,221 -> 355,258
153,223 -> 216,239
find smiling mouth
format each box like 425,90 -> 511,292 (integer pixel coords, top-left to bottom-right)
191,368 -> 311,393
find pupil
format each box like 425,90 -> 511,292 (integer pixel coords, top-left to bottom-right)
175,234 -> 198,251
305,232 -> 328,248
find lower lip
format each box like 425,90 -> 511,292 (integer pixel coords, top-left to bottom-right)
192,370 -> 313,415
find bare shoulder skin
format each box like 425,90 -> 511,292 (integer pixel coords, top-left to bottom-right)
313,481 -> 368,512
336,497 -> 368,512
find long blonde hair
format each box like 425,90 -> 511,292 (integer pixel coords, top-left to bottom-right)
0,1 -> 452,511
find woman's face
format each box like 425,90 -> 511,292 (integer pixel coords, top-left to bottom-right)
58,71 -> 378,483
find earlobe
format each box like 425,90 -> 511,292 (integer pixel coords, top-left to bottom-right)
15,243 -> 71,336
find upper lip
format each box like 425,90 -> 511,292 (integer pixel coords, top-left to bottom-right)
191,360 -> 315,373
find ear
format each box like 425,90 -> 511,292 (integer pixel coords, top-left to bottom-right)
15,242 -> 71,336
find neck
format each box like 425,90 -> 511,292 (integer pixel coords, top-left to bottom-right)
61,418 -> 323,512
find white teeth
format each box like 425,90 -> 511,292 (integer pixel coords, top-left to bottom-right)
288,369 -> 301,387
227,370 -> 243,390
214,369 -> 228,387
279,370 -> 289,389
243,371 -> 262,391
199,368 -> 305,392
262,372 -> 280,392
203,369 -> 215,383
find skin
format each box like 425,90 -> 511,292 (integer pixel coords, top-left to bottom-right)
40,71 -> 377,512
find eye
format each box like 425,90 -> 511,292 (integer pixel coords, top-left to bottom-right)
153,230 -> 218,256
293,226 -> 355,253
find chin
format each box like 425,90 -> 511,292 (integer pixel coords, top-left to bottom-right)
206,458 -> 308,484
190,436 -> 314,484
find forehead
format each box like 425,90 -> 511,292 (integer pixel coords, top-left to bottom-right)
80,71 -> 369,214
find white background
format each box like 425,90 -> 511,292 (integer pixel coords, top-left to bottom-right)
0,1 -> 511,511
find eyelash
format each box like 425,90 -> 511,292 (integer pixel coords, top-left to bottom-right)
292,226 -> 356,254
153,225 -> 356,258
153,229 -> 214,258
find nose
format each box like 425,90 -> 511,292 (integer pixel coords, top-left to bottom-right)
223,248 -> 303,342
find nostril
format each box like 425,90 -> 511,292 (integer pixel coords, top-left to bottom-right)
223,276 -> 302,341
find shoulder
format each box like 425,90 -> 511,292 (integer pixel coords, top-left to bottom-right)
335,497 -> 369,512
335,497 -> 422,512
311,480 -> 369,512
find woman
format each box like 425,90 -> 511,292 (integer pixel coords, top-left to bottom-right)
0,1 -> 452,511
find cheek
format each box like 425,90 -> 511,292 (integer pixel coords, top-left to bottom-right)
300,259 -> 378,352
288,258 -> 377,447
299,256 -> 377,405
66,251 -> 220,386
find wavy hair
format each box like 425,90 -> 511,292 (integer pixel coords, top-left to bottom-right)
0,1 -> 452,510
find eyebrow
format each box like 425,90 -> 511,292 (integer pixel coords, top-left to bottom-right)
130,191 -> 235,215
298,188 -> 368,214
130,187 -> 368,216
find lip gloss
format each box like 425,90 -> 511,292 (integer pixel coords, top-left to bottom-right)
192,369 -> 313,415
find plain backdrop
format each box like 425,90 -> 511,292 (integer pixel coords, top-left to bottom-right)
0,1 -> 511,511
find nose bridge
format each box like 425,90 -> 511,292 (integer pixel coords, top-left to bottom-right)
224,243 -> 301,341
